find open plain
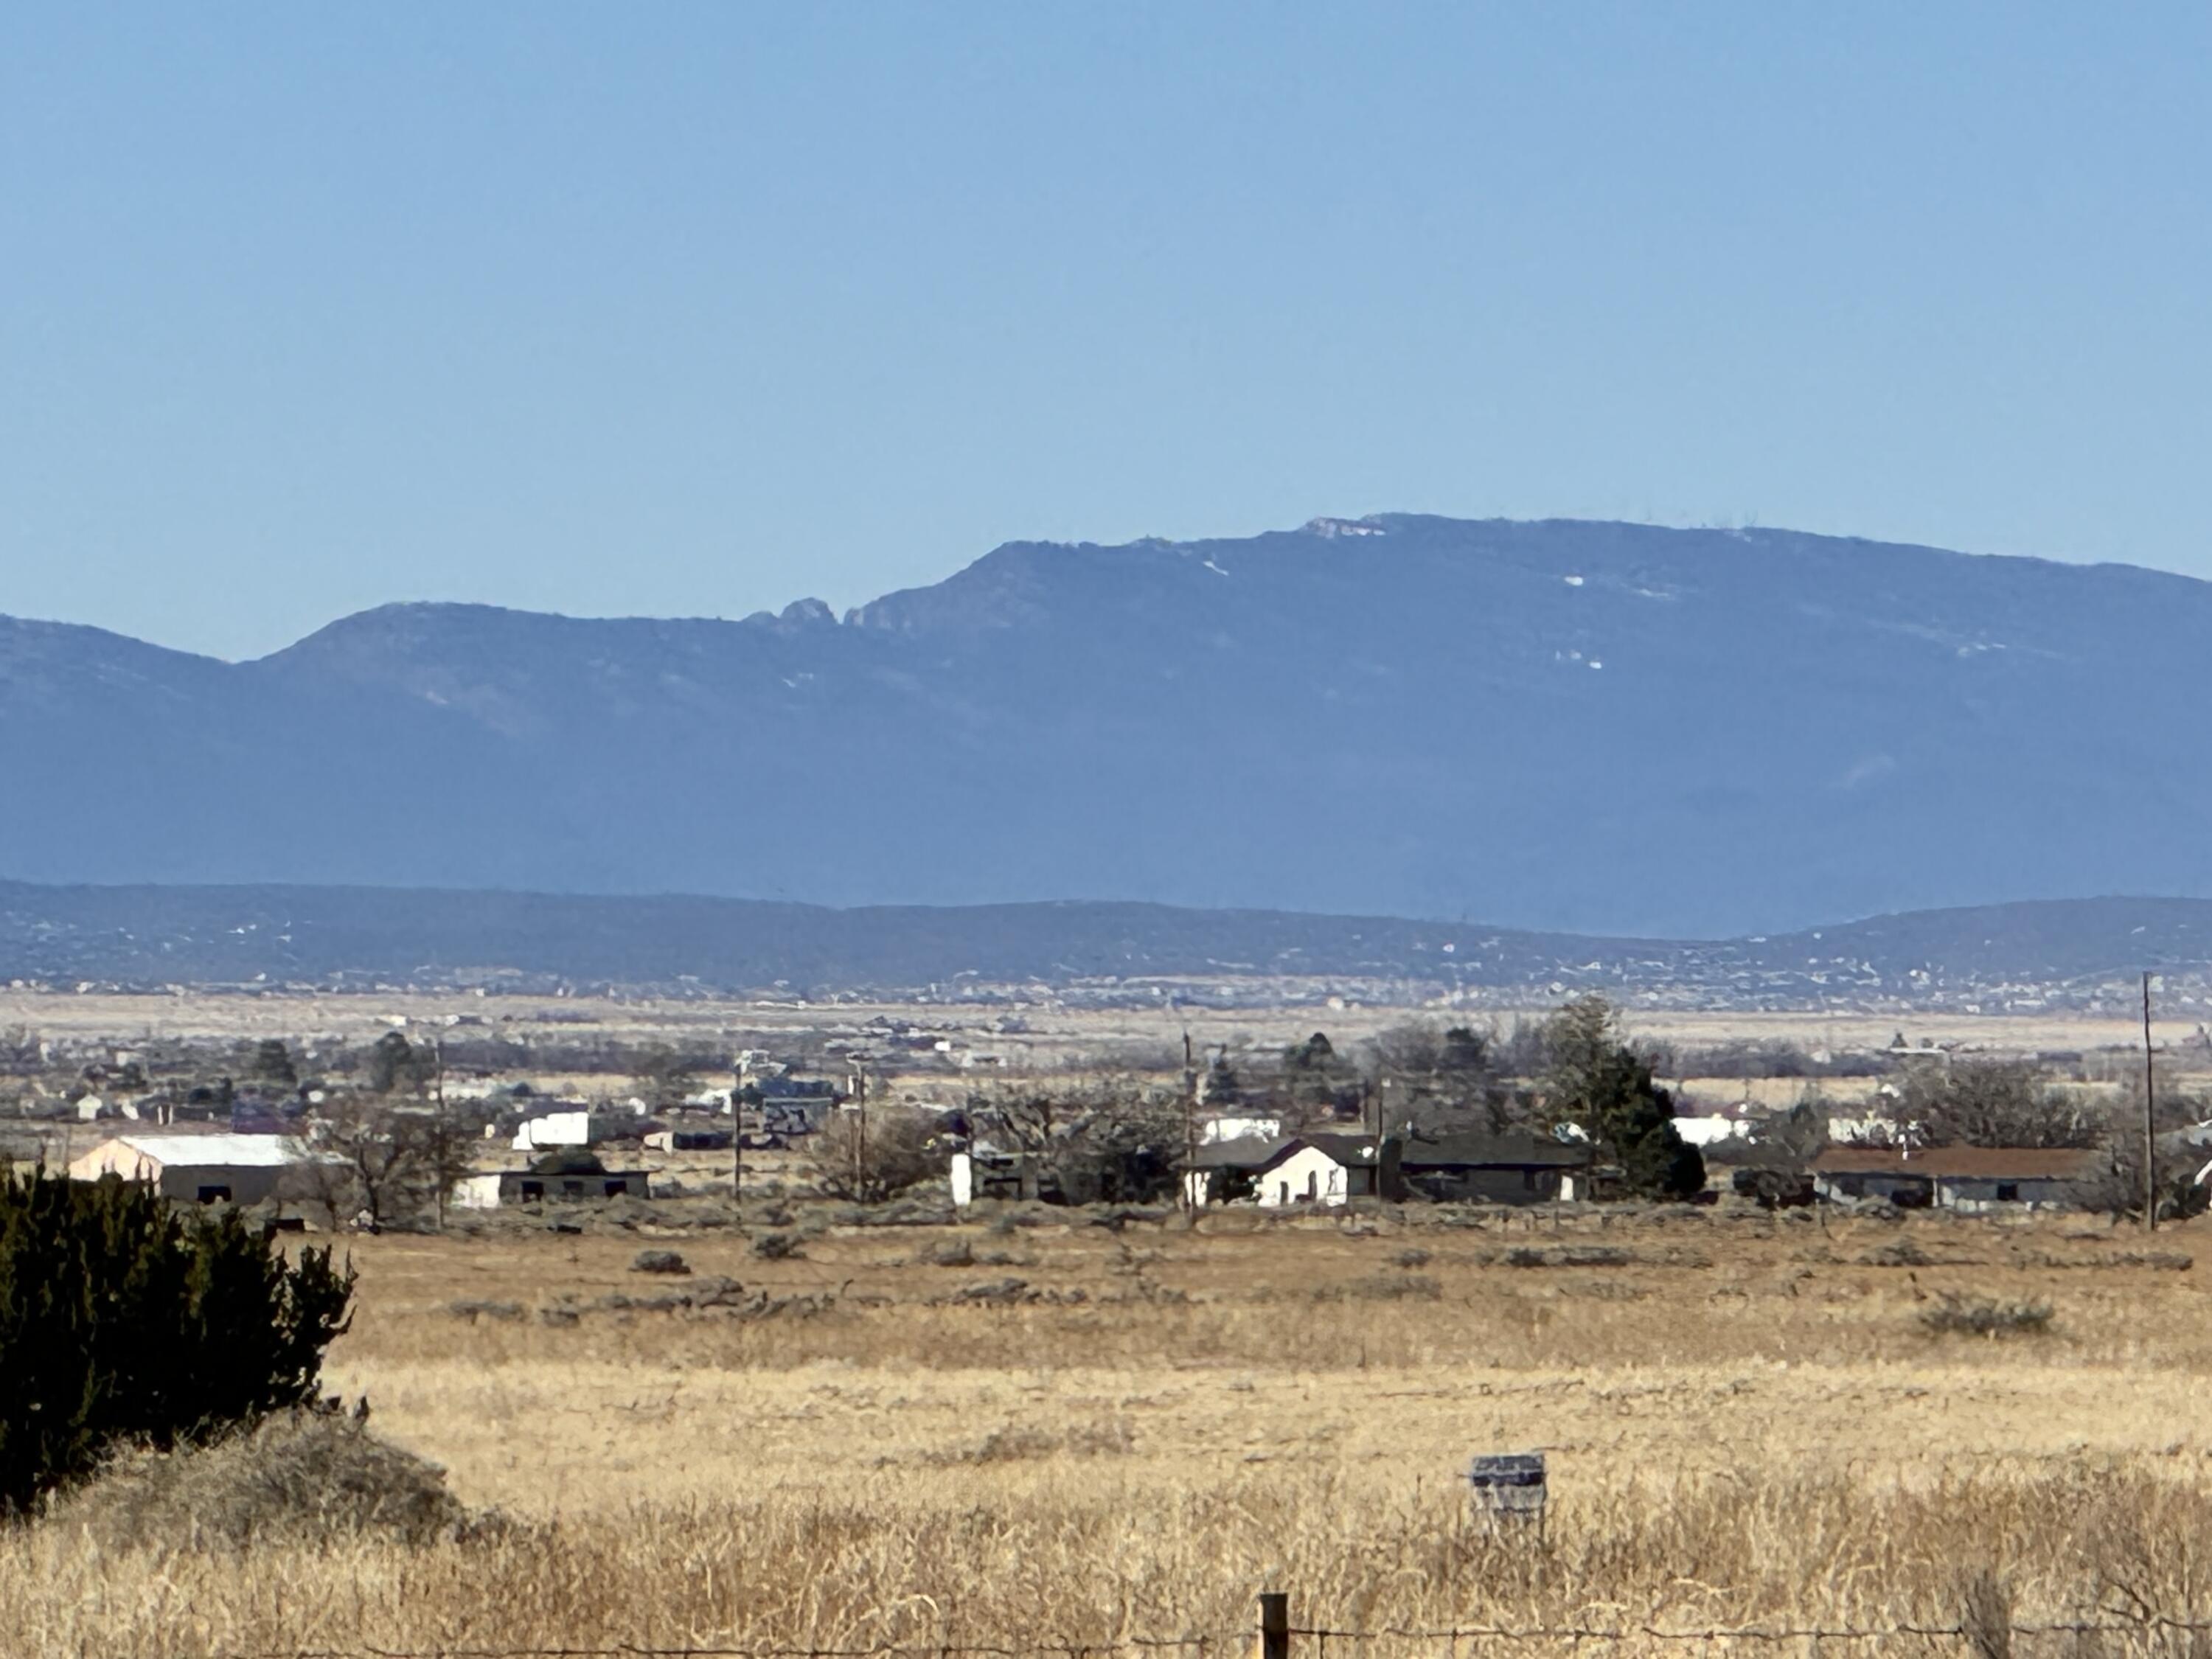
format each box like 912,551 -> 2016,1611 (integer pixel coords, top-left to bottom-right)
10,988 -> 2212,1656
10,1197 -> 2212,1658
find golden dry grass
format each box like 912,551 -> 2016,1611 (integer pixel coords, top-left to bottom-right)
12,1204 -> 2212,1657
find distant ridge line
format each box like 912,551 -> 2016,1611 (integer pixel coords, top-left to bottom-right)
4,880 -> 2212,1012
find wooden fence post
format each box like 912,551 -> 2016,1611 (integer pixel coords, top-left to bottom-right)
1257,1592 -> 1289,1659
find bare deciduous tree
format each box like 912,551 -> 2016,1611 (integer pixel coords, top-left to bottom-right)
302,1096 -> 474,1230
2077,1135 -> 2211,1225
1368,1020 -> 1447,1082
0,1026 -> 44,1076
1893,1060 -> 2101,1150
967,1078 -> 1185,1204
803,1105 -> 938,1203
1362,1019 -> 1503,1130
630,1044 -> 714,1111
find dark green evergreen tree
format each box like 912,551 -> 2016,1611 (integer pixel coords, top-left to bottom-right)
1440,1025 -> 1491,1074
1541,995 -> 1705,1200
1585,1048 -> 1706,1200
0,1169 -> 355,1515
246,1038 -> 298,1089
365,1031 -> 418,1095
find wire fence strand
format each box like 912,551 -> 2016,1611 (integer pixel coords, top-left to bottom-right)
228,1617 -> 2212,1659
1291,1616 -> 2212,1642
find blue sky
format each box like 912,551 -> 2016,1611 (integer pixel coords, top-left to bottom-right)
4,3 -> 2208,661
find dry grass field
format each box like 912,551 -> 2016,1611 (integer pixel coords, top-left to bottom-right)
10,985 -> 2212,1655
13,986 -> 2208,1070
11,1201 -> 2212,1658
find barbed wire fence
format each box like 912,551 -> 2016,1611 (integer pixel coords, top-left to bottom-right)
229,1598 -> 2212,1659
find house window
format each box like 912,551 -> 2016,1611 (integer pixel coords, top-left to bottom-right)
604,1180 -> 627,1197
562,1180 -> 584,1197
1996,1183 -> 2020,1203
196,1184 -> 232,1204
519,1180 -> 544,1202
1305,1169 -> 1318,1201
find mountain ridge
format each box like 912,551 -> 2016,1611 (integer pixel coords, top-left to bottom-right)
7,514 -> 2211,936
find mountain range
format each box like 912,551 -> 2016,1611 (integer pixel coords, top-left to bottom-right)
7,513 -> 2211,938
4,882 -> 2211,1013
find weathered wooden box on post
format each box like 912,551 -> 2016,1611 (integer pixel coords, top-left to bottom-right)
1467,1451 -> 1547,1536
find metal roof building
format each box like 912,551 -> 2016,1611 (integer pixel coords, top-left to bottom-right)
68,1133 -> 327,1206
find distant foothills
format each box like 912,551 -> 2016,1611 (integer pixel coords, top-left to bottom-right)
10,515 -> 2212,939
7,881 -> 2212,1013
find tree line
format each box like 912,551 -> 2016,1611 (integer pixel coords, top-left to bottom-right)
824,995 -> 1706,1206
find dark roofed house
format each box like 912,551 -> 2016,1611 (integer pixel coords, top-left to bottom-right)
1808,1146 -> 2102,1212
1399,1130 -> 1593,1205
453,1149 -> 653,1209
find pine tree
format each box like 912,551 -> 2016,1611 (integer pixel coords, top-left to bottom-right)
365,1031 -> 418,1095
1585,1049 -> 1706,1200
1540,995 -> 1705,1200
0,1169 -> 354,1514
247,1038 -> 298,1089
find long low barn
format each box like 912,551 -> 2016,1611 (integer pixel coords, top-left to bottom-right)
1398,1130 -> 1592,1203
1807,1146 -> 2105,1211
453,1166 -> 653,1208
68,1133 -> 327,1206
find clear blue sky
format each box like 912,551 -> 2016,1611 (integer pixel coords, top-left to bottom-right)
4,3 -> 2208,661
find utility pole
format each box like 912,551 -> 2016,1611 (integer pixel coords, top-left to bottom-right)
853,1059 -> 868,1205
1374,1077 -> 1391,1206
432,1032 -> 448,1229
1182,1028 -> 1197,1211
2143,972 -> 2159,1232
731,1066 -> 744,1227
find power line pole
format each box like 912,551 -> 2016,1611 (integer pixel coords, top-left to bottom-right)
2143,971 -> 2159,1233
426,1032 -> 450,1231
1182,1027 -> 1197,1211
1374,1077 -> 1391,1207
729,1057 -> 750,1231
854,1060 -> 869,1205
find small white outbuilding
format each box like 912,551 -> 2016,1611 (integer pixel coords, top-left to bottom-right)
511,1110 -> 594,1151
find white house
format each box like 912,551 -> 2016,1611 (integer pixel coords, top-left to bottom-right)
1184,1134 -> 1400,1208
452,1172 -> 507,1210
452,1164 -> 651,1208
1200,1115 -> 1282,1144
511,1110 -> 593,1151
1259,1141 -> 1371,1206
1671,1109 -> 1756,1148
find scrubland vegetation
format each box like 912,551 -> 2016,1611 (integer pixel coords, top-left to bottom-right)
10,990 -> 2212,1655
9,1203 -> 2212,1657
